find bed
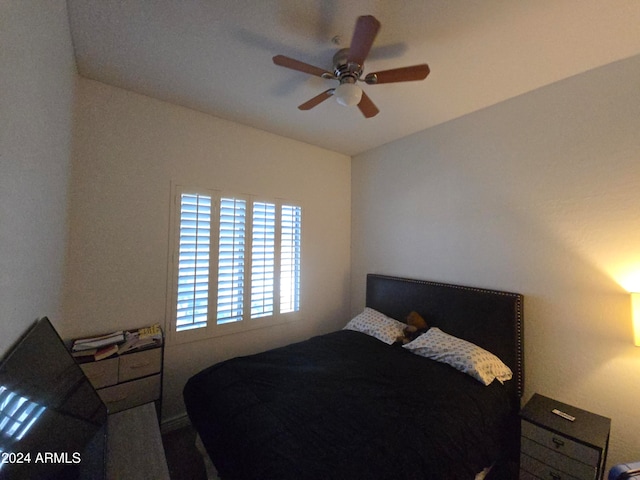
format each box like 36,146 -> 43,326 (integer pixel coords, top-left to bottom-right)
183,274 -> 524,480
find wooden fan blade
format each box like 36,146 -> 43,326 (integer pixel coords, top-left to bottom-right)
273,55 -> 332,78
347,15 -> 381,66
298,89 -> 334,110
365,64 -> 430,84
357,91 -> 379,118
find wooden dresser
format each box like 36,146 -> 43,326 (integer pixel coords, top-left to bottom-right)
519,393 -> 611,480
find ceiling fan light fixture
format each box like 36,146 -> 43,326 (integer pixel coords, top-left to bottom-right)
334,82 -> 362,107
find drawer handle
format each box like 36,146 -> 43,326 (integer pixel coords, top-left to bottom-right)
110,395 -> 129,403
129,362 -> 151,369
551,437 -> 565,448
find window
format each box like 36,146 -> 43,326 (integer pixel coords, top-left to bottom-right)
250,202 -> 275,319
170,186 -> 302,339
216,197 -> 246,325
280,204 -> 302,313
176,193 -> 211,331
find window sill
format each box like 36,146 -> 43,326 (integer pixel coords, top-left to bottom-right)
165,311 -> 301,346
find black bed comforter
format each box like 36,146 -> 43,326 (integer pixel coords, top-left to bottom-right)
184,330 -> 515,480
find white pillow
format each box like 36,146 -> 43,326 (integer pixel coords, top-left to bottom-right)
343,308 -> 405,345
403,327 -> 513,386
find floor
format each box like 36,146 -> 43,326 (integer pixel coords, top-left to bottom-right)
160,424 -> 519,480
162,424 -> 208,480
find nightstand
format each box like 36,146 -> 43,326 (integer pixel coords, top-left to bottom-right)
519,393 -> 611,480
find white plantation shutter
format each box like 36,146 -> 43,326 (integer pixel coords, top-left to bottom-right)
171,187 -> 302,338
251,202 -> 276,318
216,197 -> 246,324
176,193 -> 211,331
280,205 -> 302,313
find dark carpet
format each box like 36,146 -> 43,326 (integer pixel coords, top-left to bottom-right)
162,424 -> 208,480
160,424 -> 517,480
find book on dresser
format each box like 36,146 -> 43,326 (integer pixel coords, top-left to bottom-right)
94,343 -> 119,361
72,330 -> 125,351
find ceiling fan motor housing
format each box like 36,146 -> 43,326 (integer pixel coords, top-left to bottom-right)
332,48 -> 362,84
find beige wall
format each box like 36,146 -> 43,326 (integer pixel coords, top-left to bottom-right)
0,1 -> 76,355
351,54 -> 640,469
63,79 -> 352,421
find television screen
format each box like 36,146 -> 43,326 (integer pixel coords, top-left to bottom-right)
0,317 -> 107,479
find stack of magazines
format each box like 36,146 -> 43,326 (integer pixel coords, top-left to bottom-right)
71,331 -> 124,360
119,324 -> 162,354
71,324 -> 162,361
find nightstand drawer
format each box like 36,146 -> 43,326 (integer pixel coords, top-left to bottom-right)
98,374 -> 161,413
521,452 -> 583,480
81,357 -> 119,388
522,420 -> 599,466
518,467 -> 540,480
119,348 -> 162,382
521,437 -> 596,480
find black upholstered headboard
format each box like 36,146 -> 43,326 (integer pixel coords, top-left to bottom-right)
366,274 -> 524,398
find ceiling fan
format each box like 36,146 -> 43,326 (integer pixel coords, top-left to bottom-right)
273,15 -> 430,118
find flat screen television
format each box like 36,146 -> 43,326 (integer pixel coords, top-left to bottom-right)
0,317 -> 107,479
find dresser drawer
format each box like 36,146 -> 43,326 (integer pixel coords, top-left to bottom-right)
98,374 -> 161,413
119,348 -> 162,382
81,357 -> 119,388
522,420 -> 600,467
521,437 -> 596,480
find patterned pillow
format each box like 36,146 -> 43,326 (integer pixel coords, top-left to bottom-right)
403,327 -> 512,385
343,308 -> 406,344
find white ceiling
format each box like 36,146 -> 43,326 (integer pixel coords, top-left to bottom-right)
66,0 -> 640,156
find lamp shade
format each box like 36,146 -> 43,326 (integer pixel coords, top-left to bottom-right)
334,83 -> 362,107
633,293 -> 640,346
